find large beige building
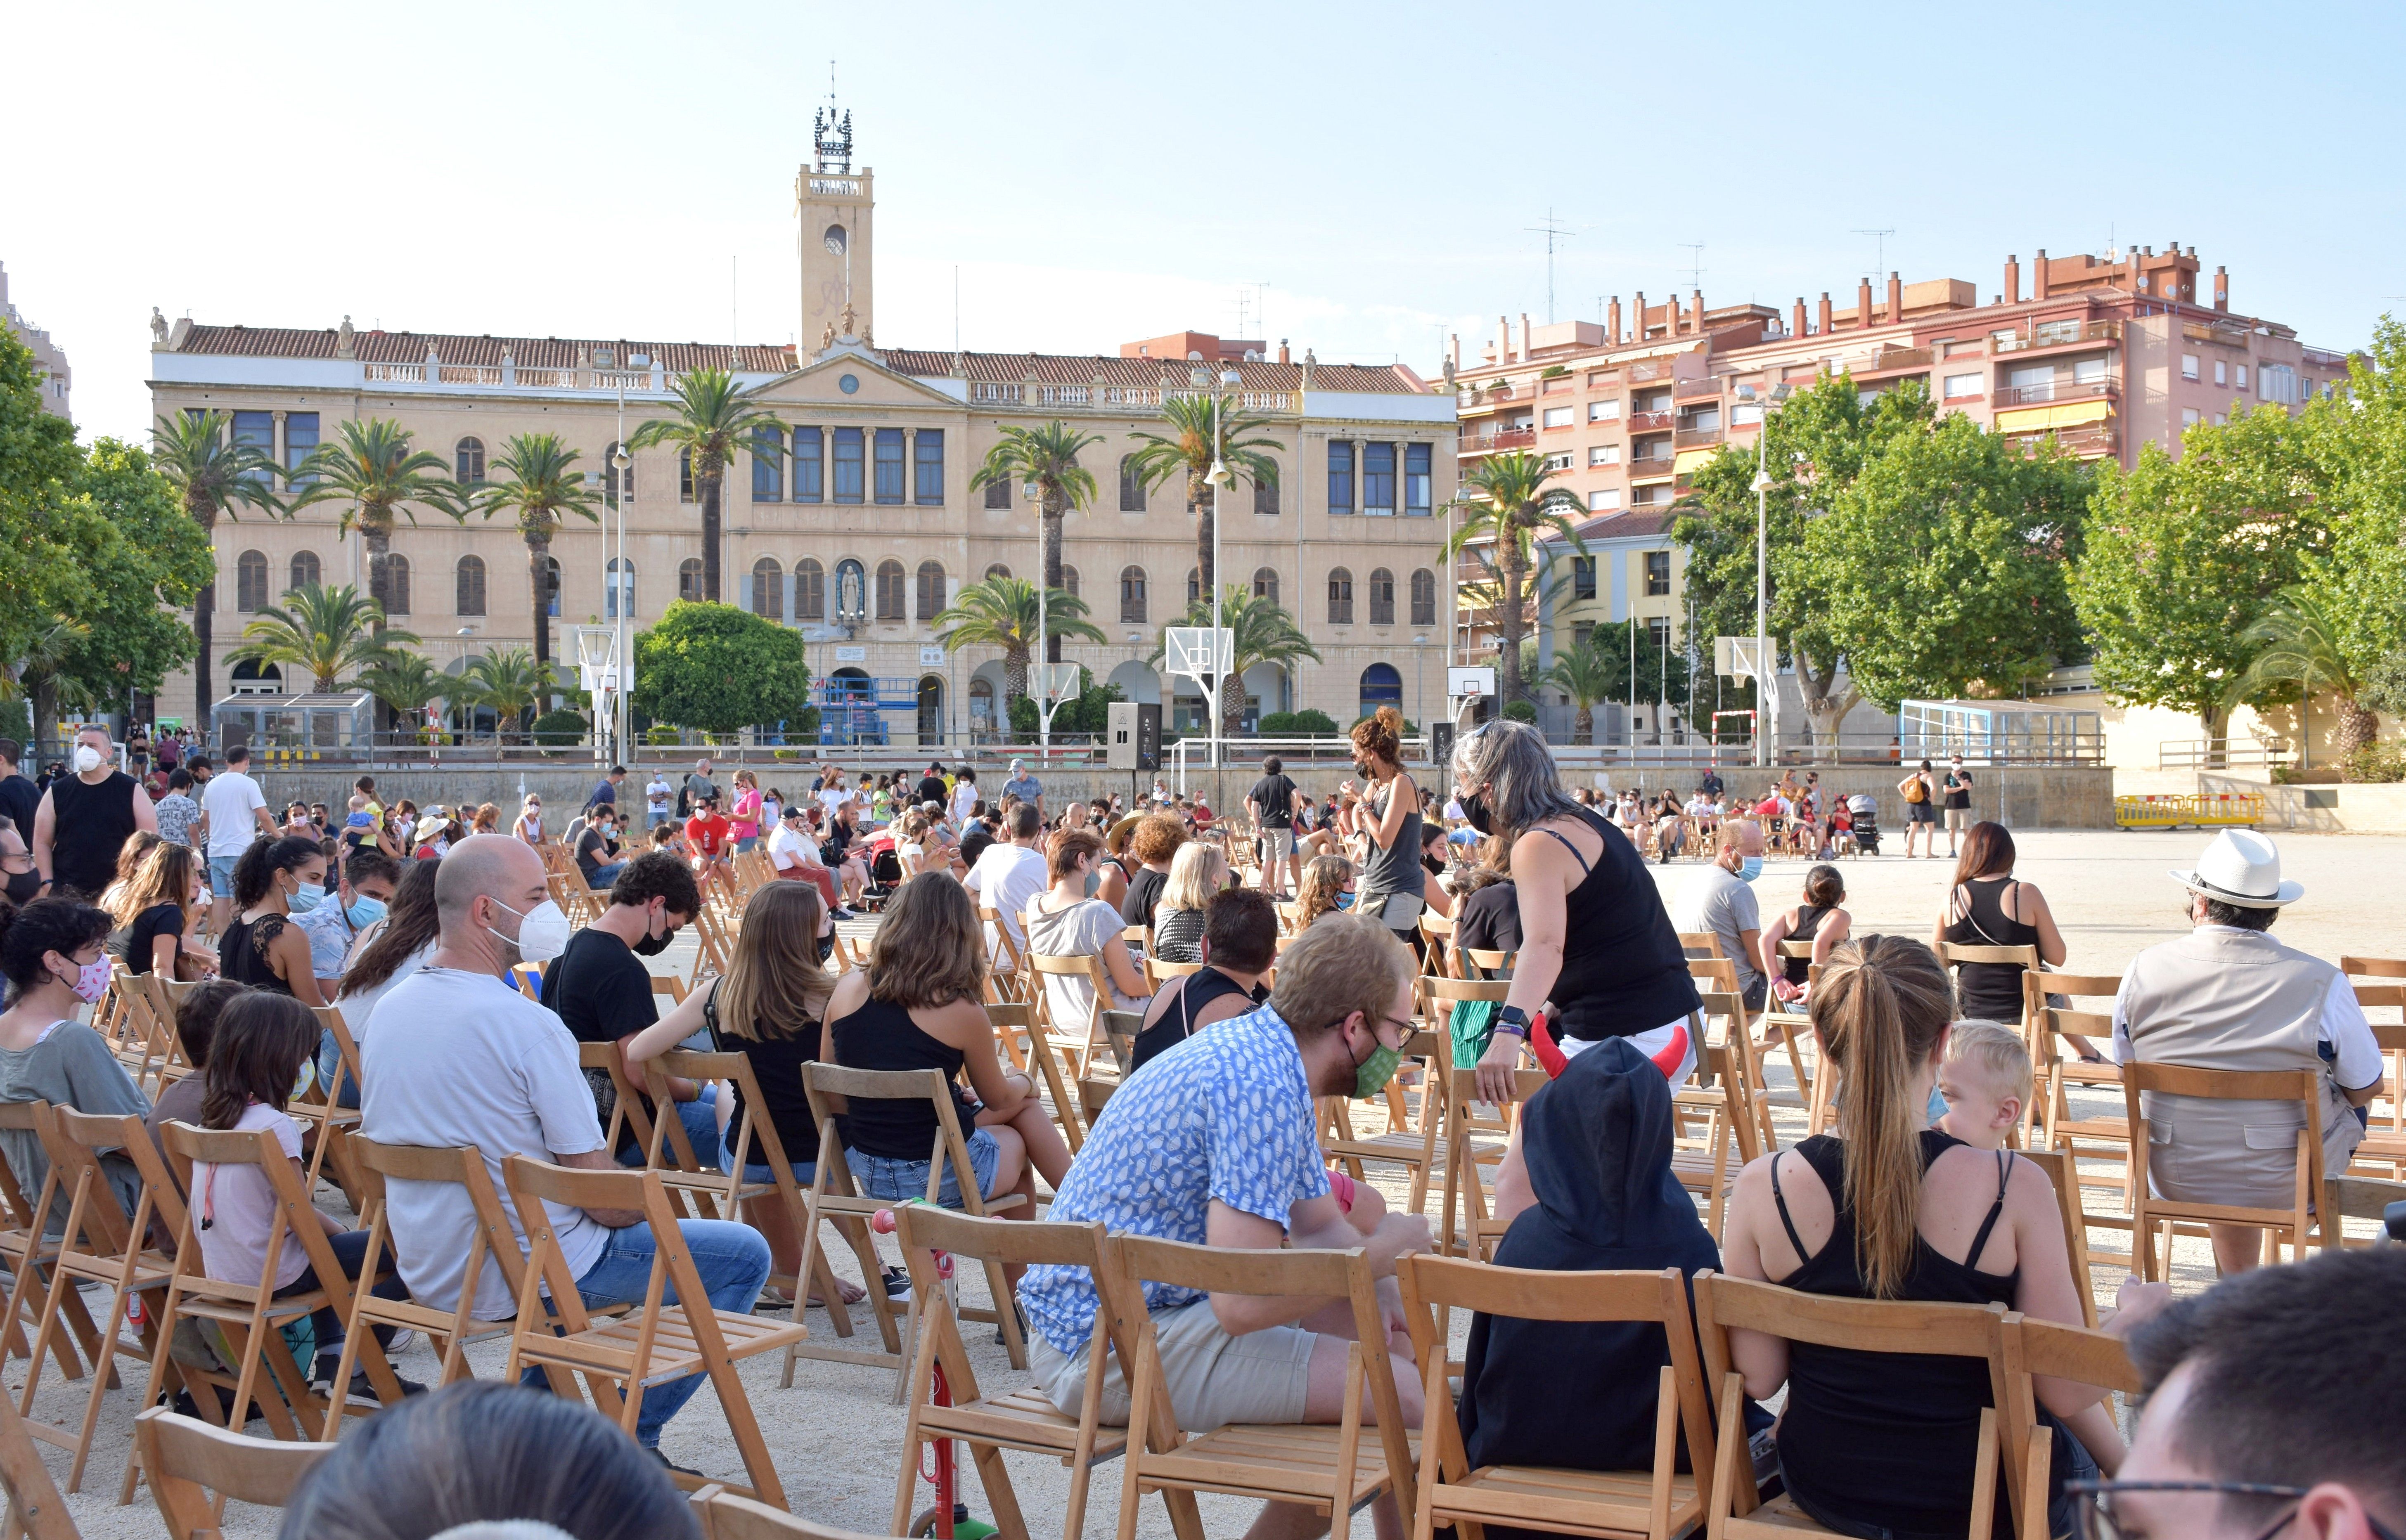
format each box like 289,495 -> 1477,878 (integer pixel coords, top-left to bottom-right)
146,114 -> 1456,744
1,262 -> 72,422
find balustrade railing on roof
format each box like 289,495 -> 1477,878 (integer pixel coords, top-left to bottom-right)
1995,319 -> 2120,353
514,368 -> 575,388
363,363 -> 424,383
592,369 -> 649,389
439,365 -> 504,386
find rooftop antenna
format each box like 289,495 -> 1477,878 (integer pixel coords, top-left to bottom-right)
1851,227 -> 1895,282
811,62 -> 853,174
1525,208 -> 1581,324
1678,241 -> 1707,291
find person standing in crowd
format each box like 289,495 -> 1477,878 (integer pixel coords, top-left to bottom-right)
218,835 -> 330,1007
948,765 -> 980,825
1347,707 -> 1427,952
1118,814 -> 1184,934
914,761 -> 949,811
963,803 -> 1047,955
574,804 -> 626,890
1247,755 -> 1301,899
727,769 -> 763,856
1126,887 -> 1278,1074
683,758 -> 720,818
645,767 -> 673,830
1001,757 -> 1044,822
362,835 -> 769,1474
200,743 -> 275,937
30,724 -> 156,901
1762,862 -> 1852,1010
0,819 -> 44,908
586,765 -> 625,817
1934,821 -> 2067,1031
1939,753 -> 1975,859
0,740 -> 39,839
1674,817 -> 1769,1011
1897,758 -> 1940,859
2115,830 -> 2382,1275
152,769 -> 202,850
293,847 -> 400,999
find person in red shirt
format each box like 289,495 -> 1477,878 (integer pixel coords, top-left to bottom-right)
684,795 -> 732,874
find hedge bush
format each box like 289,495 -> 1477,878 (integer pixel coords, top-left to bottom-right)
530,709 -> 589,746
1257,709 -> 1340,736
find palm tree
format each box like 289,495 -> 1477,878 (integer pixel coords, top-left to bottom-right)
1447,450 -> 1584,707
969,422 -> 1101,664
472,433 -> 605,681
353,653 -> 451,735
629,368 -> 772,603
1541,636 -> 1617,745
286,419 -> 459,626
1126,393 -> 1283,599
932,574 -> 1104,712
1150,585 -> 1323,738
456,647 -> 554,744
150,410 -> 285,726
0,617 -> 90,767
224,583 -> 416,693
2223,584 -> 2378,767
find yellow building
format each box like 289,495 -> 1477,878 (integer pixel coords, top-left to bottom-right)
145,111 -> 1456,744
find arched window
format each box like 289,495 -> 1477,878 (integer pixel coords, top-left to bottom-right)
796,558 -> 824,620
1062,565 -> 1079,599
604,441 -> 632,506
456,555 -> 487,616
605,557 -> 633,620
984,563 -> 1011,582
983,474 -> 1010,510
1187,567 -> 1201,606
1251,567 -> 1279,606
1118,454 -> 1144,512
1327,567 -> 1355,625
834,558 -> 866,621
236,550 -> 269,612
1409,568 -> 1437,627
677,558 -> 703,603
751,556 -> 784,621
384,555 -> 413,616
1368,567 -> 1395,626
289,551 -> 320,592
1119,566 -> 1147,625
875,559 -> 906,621
916,560 -> 946,620
1358,662 -> 1403,719
455,437 -> 485,485
533,555 -> 553,620
1254,468 -> 1279,516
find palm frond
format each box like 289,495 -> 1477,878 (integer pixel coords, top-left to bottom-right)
223,582 -> 416,692
286,418 -> 460,532
150,411 -> 286,523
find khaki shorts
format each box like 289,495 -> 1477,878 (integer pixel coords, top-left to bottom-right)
1032,1299 -> 1315,1431
1262,828 -> 1295,864
1944,806 -> 1971,830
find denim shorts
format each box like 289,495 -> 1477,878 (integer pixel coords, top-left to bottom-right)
207,854 -> 240,897
844,1125 -> 1002,1209
718,1140 -> 814,1188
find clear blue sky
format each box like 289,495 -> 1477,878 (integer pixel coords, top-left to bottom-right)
9,0 -> 2402,443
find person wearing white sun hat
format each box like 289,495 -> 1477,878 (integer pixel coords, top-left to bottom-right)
2110,828 -> 2384,1275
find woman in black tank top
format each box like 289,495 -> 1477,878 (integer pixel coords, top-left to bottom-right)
1931,822 -> 2067,1031
220,835 -> 329,1006
1720,934 -> 2119,1540
1761,863 -> 1852,1008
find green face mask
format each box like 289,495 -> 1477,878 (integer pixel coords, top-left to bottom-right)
1350,1028 -> 1406,1100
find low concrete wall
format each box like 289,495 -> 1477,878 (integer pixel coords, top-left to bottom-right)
2201,775 -> 2406,834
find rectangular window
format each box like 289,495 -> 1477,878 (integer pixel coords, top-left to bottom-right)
1404,444 -> 1430,515
985,475 -> 1011,510
1589,400 -> 1620,422
1589,444 -> 1620,466
2072,357 -> 2108,386
1645,551 -> 1672,596
793,427 -> 823,502
232,410 -> 274,483
2181,353 -> 2200,381
1326,440 -> 1354,514
1572,556 -> 1596,601
1730,404 -> 1764,427
1542,405 -> 1573,428
1362,442 -> 1395,516
2214,359 -> 2227,387
2259,364 -> 2296,404
914,429 -> 944,504
873,428 -> 905,504
1943,372 -> 1984,398
1647,616 -> 1670,651
831,427 -> 864,503
1587,488 -> 1620,511
283,411 -> 319,485
751,424 -> 783,501
2235,364 -> 2248,390
1572,621 -> 1594,650
2182,407 -> 2201,428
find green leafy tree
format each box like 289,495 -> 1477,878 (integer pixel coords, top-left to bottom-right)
225,583 -> 416,693
932,574 -> 1103,711
2222,586 -> 2377,764
1258,708 -> 1340,737
1149,585 -> 1324,738
50,440 -> 214,716
150,409 -> 285,725
0,331 -> 88,754
2069,407 -> 2327,742
1793,412 -> 2090,713
1448,449 -> 1583,707
629,368 -> 772,604
630,601 -> 815,738
1126,393 -> 1283,598
969,422 -> 1101,663
472,432 -> 605,678
2298,317 -> 2406,670
287,419 -> 459,625
456,647 -> 555,743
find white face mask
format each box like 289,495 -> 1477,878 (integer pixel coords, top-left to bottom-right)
73,745 -> 104,774
488,897 -> 572,963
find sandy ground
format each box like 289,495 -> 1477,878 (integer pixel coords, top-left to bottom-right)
20,827 -> 2398,1537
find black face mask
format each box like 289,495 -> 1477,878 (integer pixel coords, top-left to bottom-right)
2,868 -> 39,905
632,917 -> 676,957
1459,791 -> 1495,835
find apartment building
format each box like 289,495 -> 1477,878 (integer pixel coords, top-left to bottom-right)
145,111 -> 1456,743
0,262 -> 71,422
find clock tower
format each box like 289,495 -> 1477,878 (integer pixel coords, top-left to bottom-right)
797,94 -> 872,351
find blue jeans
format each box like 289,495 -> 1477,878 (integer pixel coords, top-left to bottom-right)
585,861 -> 627,889
615,1088 -> 722,1171
319,1029 -> 360,1110
844,1125 -> 1002,1210
521,1218 -> 770,1448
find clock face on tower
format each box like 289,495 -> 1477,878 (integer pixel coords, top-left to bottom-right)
823,223 -> 847,255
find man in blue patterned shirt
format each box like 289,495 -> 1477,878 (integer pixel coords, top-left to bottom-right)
1019,913 -> 1431,1540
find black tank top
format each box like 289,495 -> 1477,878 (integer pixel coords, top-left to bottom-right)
1536,807 -> 1700,1041
1769,1131 -> 2020,1540
46,771 -> 140,900
1783,904 -> 1832,985
1127,967 -> 1266,1075
217,913 -> 296,996
1943,878 -> 2041,1022
827,991 -> 979,1160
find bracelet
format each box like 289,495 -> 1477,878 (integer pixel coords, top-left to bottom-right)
1493,1021 -> 1530,1040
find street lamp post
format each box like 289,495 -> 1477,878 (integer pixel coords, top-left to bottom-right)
1745,383 -> 1790,769
611,402 -> 632,764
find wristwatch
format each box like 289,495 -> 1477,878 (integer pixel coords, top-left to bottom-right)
1493,1005 -> 1532,1039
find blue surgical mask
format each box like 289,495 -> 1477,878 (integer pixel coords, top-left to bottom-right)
1736,856 -> 1763,884
286,881 -> 322,913
345,894 -> 387,930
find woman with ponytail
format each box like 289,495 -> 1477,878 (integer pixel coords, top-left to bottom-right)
1719,933 -> 2108,1540
1345,706 -> 1426,946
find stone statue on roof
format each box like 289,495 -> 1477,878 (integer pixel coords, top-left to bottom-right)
149,308 -> 168,346
840,301 -> 857,337
821,322 -> 836,350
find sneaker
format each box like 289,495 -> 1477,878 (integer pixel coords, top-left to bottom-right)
881,1264 -> 912,1301
384,1328 -> 419,1356
646,1445 -> 706,1481
992,1303 -> 1028,1347
315,1355 -> 428,1402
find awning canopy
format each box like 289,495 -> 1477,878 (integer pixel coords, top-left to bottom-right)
1672,447 -> 1719,473
1994,399 -> 2111,433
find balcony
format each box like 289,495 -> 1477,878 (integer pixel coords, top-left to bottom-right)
1858,346 -> 1934,374
1992,378 -> 2118,409
1674,376 -> 1723,401
1628,361 -> 1676,383
2302,344 -> 2353,369
1994,319 -> 2121,354
1627,452 -> 1678,475
1458,426 -> 1535,456
1673,427 -> 1724,449
2006,423 -> 2117,459
2183,321 -> 2254,350
1626,409 -> 1674,433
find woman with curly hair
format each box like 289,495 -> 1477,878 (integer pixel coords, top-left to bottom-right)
1293,854 -> 1357,930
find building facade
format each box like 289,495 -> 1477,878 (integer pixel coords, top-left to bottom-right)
1,262 -> 71,422
145,124 -> 1457,744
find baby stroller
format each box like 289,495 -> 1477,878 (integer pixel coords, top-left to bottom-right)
861,834 -> 906,911
1846,792 -> 1880,856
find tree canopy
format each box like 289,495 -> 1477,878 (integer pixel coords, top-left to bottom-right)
631,600 -> 815,737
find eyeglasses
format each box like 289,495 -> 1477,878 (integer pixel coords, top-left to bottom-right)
2063,1480 -> 2401,1540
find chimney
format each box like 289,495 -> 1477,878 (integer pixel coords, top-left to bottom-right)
1885,271 -> 1902,324
1855,277 -> 1873,329
1818,292 -> 1834,334
2214,265 -> 2228,311
1497,315 -> 1511,362
2031,248 -> 2047,301
1634,291 -> 1647,338
1691,288 -> 1705,334
1519,312 -> 1532,360
1607,296 -> 1622,343
1792,298 -> 1807,338
2003,254 -> 2021,305
1280,338 -> 1293,366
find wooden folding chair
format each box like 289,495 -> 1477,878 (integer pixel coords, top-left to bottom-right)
1937,943 -> 2040,1017
1995,1311 -> 2141,1540
1113,1236 -> 1415,1540
1398,1256 -> 1720,1540
1761,940 -> 1820,1104
992,997 -> 1082,1155
2122,1062 -> 2329,1279
892,1208 -> 1138,1540
1694,1271 -> 2018,1538
2322,1172 -> 2406,1246
500,1157 -> 808,1506
1438,1063 -> 1546,1269
1672,1056 -> 1749,1241
0,1102 -> 104,1386
2018,1148 -> 2105,1326
1677,931 -> 1724,960
2340,962 -> 2405,1177
690,1485 -> 883,1539
134,1405 -> 331,1540
2025,971 -> 2131,1215
1142,957 -> 1205,991
977,907 -> 1029,1006
638,1050 -> 771,1223
784,1064 -> 1016,1389
1026,951 -> 1117,1082
689,901 -> 736,985
1698,990 -> 1778,1158
0,1383 -> 76,1540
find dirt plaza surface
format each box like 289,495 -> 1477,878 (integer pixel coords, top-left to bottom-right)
23,827 -> 2396,1537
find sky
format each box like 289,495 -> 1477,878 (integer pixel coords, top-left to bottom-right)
9,0 -> 2405,445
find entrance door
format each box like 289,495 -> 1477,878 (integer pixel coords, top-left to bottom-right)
917,676 -> 943,747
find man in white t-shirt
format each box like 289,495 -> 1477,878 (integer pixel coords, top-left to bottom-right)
964,803 -> 1048,952
360,835 -> 768,1467
645,770 -> 673,828
199,743 -> 275,934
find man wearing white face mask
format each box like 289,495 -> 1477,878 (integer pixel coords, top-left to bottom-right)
361,836 -> 769,1474
1673,816 -> 1767,1011
30,725 -> 156,902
